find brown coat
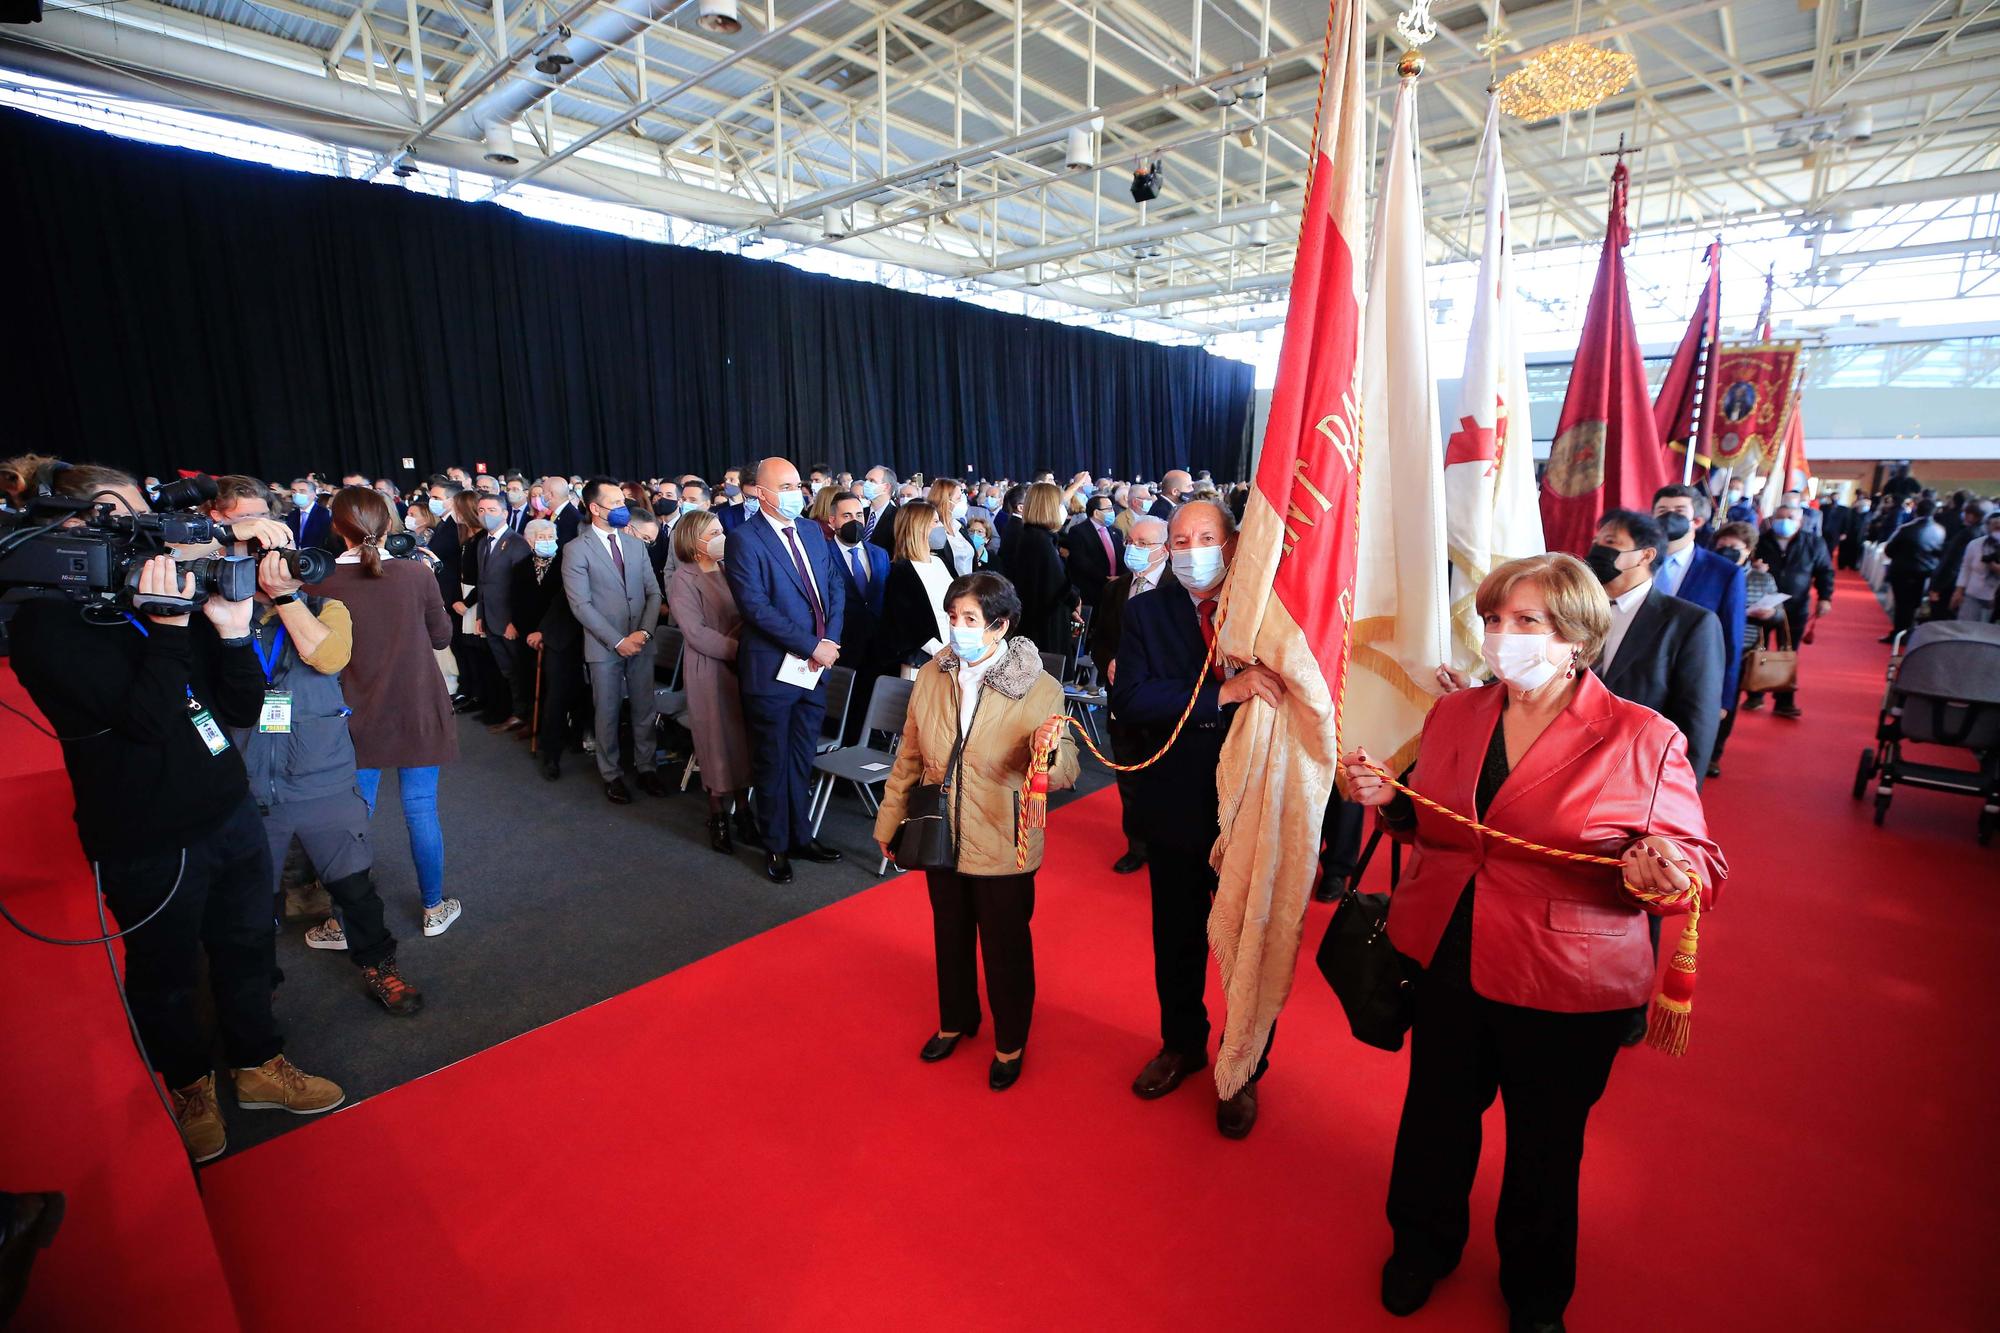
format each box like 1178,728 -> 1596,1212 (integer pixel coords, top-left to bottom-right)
874,636 -> 1080,876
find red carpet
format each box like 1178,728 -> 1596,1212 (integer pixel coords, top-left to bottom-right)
0,665 -> 236,1331
187,573 -> 1997,1331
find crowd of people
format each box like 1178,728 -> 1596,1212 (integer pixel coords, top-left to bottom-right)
3,444 -> 1983,1332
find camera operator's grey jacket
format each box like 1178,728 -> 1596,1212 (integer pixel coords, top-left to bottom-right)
225,595 -> 361,809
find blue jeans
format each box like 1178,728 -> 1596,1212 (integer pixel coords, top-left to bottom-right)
354,767 -> 444,909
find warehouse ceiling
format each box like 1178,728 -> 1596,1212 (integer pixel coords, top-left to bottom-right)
4,0 -> 1999,337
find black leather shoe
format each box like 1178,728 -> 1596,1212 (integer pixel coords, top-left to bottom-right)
1774,704 -> 1804,719
919,1026 -> 976,1062
450,694 -> 481,715
793,840 -> 843,864
604,778 -> 633,805
635,772 -> 671,798
734,812 -> 763,849
1380,1258 -> 1440,1317
1131,1049 -> 1206,1100
708,814 -> 733,854
988,1052 -> 1024,1091
764,853 -> 793,884
1313,875 -> 1341,904
1706,761 -> 1722,780
1509,1316 -> 1565,1333
1111,850 -> 1146,874
0,1190 -> 66,1325
1216,1083 -> 1259,1139
538,756 -> 560,782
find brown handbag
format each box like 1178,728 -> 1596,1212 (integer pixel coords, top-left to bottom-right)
1742,619 -> 1798,695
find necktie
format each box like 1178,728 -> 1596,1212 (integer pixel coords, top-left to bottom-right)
783,526 -> 828,640
608,531 -> 625,580
864,506 -> 880,538
1097,522 -> 1114,566
1198,598 -> 1220,681
848,544 -> 868,590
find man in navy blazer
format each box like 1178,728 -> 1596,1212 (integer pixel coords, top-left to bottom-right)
286,481 -> 334,551
824,490 -> 891,743
1653,486 -> 1746,763
724,457 -> 847,884
1109,499 -> 1286,1141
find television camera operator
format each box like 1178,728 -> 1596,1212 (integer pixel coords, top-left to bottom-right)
6,463 -> 344,1165
201,475 -> 425,1016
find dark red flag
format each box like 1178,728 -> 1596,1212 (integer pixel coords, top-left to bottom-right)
1539,161 -> 1672,555
1654,241 -> 1721,478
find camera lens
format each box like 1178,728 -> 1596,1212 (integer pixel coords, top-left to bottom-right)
383,531 -> 417,558
153,475 -> 219,510
287,547 -> 334,584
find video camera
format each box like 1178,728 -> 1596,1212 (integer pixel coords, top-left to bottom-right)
1,471 -> 415,618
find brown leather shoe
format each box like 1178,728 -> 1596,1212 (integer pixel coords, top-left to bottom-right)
486,716 -> 525,734
170,1074 -> 226,1163
1131,1048 -> 1206,1100
1216,1083 -> 1259,1139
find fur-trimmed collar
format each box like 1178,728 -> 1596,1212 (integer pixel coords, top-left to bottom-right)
938,634 -> 1042,699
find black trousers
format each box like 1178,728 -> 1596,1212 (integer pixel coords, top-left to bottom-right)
489,634 -> 532,721
1386,979 -> 1627,1323
1147,844 -> 1274,1078
1320,787 -> 1366,885
534,645 -> 585,757
1108,718 -> 1149,856
1889,574 -> 1929,636
96,794 -> 285,1089
927,868 -> 1036,1053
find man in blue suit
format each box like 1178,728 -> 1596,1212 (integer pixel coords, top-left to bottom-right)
716,464 -> 757,533
724,457 -> 847,884
1653,485 -> 1746,778
286,479 -> 334,551
1109,499 -> 1286,1141
825,490 -> 891,744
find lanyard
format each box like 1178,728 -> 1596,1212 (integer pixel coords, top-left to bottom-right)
121,612 -> 194,702
252,625 -> 288,682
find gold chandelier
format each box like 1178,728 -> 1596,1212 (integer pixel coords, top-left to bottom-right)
1495,40 -> 1637,122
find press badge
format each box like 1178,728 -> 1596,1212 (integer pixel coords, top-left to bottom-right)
258,691 -> 293,734
189,700 -> 231,756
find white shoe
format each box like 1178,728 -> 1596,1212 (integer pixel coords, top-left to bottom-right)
304,918 -> 348,951
422,898 -> 462,937
581,736 -> 596,754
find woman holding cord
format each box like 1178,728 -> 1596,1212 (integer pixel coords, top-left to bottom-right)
1339,552 -> 1726,1333
667,509 -> 758,854
873,572 -> 1077,1091
307,488 -> 463,939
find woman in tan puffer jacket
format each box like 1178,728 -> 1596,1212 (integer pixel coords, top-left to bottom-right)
873,571 -> 1079,1091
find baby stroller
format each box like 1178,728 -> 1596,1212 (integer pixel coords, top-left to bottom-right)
1852,620 -> 2000,844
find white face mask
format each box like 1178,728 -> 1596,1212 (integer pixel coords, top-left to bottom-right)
704,532 -> 728,562
1481,631 -> 1560,691
1170,545 -> 1226,591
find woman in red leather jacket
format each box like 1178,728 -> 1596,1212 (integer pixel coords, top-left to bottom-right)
1340,552 -> 1726,1333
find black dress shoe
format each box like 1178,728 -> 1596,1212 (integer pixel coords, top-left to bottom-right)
1774,704 -> 1804,719
792,839 -> 843,864
538,756 -> 560,782
635,771 -> 671,798
919,1026 -> 977,1062
734,812 -> 763,849
1313,875 -> 1341,904
1380,1258 -> 1440,1317
604,778 -> 633,805
988,1052 -> 1024,1091
1706,761 -> 1722,780
1215,1083 -> 1259,1139
1111,850 -> 1146,875
1131,1049 -> 1206,1100
764,853 -> 793,884
1509,1316 -> 1565,1333
451,695 -> 481,715
708,814 -> 733,854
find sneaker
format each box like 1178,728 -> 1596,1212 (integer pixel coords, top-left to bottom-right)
360,957 -> 425,1016
232,1056 -> 344,1115
170,1073 -> 227,1163
304,918 -> 348,951
422,898 -> 462,937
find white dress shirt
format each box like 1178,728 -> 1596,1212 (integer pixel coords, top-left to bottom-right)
1655,544 -> 1693,598
1598,581 -> 1652,671
1130,561 -> 1164,596
760,508 -> 824,611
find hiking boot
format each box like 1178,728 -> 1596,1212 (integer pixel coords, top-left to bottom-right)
232,1056 -> 344,1115
360,958 -> 424,1017
170,1074 -> 227,1163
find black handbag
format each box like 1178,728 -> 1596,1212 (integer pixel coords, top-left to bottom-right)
1315,840 -> 1416,1052
889,689 -> 983,873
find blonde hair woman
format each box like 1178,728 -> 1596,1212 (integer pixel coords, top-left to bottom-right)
926,478 -> 974,577
1003,482 -> 1079,653
881,500 -> 954,668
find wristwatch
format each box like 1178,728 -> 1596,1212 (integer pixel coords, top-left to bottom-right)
270,592 -> 302,607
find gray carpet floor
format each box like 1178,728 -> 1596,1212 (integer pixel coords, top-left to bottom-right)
214,714 -> 1115,1159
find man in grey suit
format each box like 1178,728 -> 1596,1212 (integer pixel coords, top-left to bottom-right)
562,477 -> 669,804
470,493 -> 534,732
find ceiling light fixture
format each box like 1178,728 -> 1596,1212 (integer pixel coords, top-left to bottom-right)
534,28 -> 575,76
698,0 -> 741,35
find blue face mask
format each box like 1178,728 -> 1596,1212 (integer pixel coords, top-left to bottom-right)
1772,517 -> 1799,538
1170,545 -> 1226,590
774,489 -> 807,521
861,480 -> 882,501
1123,543 -> 1155,574
605,505 -> 631,529
427,497 -> 447,515
533,538 -> 559,559
679,500 -> 702,515
951,625 -> 995,662
293,490 -> 313,508
969,531 -> 988,552
744,497 -> 761,516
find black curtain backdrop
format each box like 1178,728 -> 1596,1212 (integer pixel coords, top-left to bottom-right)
0,109 -> 1254,488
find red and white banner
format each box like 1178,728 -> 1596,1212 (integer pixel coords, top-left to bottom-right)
1445,97 -> 1542,674
1208,0 -> 1367,1099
